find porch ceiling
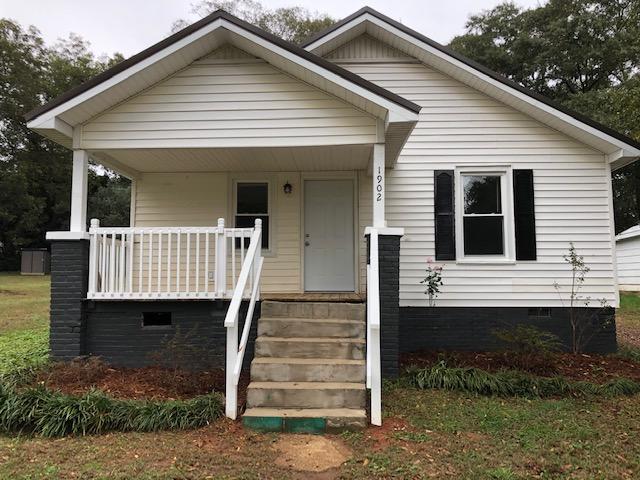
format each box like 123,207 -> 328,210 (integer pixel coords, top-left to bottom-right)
91,144 -> 373,175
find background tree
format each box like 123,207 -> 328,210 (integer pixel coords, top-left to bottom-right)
172,0 -> 334,44
0,20 -> 128,270
449,0 -> 640,233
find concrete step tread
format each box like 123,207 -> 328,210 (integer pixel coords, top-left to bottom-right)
259,317 -> 365,325
256,336 -> 365,344
252,357 -> 365,365
243,407 -> 366,418
248,381 -> 366,390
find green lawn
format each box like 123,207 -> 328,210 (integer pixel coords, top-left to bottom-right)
0,274 -> 639,479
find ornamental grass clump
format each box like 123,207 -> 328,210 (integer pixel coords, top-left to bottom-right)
0,383 -> 223,437
404,361 -> 640,398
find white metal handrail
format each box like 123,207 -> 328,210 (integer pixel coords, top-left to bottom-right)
224,219 -> 263,420
87,218 -> 254,300
366,227 -> 382,426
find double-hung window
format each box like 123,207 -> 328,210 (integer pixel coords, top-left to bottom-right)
455,167 -> 514,262
234,182 -> 270,249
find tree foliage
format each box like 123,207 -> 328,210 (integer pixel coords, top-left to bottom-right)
0,20 -> 129,270
450,0 -> 640,232
172,0 -> 335,44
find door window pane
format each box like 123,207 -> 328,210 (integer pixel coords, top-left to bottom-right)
463,175 -> 502,214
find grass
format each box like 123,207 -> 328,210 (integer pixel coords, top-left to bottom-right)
0,274 -> 638,478
0,273 -> 50,334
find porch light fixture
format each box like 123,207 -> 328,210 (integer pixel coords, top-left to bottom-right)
283,181 -> 293,195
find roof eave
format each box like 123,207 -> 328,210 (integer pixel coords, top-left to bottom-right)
304,7 -> 640,156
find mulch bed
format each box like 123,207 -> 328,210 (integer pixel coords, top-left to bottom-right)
400,350 -> 640,384
32,357 -> 234,401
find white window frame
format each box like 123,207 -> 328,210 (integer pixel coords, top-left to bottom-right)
231,178 -> 275,256
455,166 -> 515,264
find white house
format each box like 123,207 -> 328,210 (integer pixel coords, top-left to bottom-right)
26,7 -> 640,430
616,225 -> 640,291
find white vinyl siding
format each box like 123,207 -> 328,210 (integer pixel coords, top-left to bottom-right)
78,46 -> 378,150
616,237 -> 640,291
133,171 -> 369,294
327,36 -> 616,307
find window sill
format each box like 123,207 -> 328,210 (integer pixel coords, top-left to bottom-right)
455,258 -> 516,266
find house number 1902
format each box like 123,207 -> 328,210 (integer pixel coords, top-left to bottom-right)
376,166 -> 383,201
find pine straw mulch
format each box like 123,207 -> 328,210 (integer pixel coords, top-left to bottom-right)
400,350 -> 640,384
30,357 -> 249,403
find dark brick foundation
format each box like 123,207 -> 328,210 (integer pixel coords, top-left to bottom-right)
84,300 -> 260,369
49,240 -> 90,360
400,307 -> 617,354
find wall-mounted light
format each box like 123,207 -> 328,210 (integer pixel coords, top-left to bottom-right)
283,181 -> 293,195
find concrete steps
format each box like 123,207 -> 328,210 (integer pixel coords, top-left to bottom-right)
243,407 -> 367,432
258,317 -> 365,338
251,357 -> 365,383
242,301 -> 367,433
255,336 -> 365,359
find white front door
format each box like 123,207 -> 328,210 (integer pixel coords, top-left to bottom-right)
304,179 -> 355,292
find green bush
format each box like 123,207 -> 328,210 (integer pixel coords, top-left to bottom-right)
404,361 -> 640,398
0,383 -> 223,437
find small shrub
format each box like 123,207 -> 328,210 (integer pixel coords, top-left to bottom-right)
0,383 -> 223,437
493,325 -> 561,374
420,258 -> 444,306
404,361 -> 640,398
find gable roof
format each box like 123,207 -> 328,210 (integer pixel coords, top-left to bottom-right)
303,6 -> 640,165
25,9 -> 420,148
616,225 -> 640,242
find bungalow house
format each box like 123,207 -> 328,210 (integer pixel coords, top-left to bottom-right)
616,225 -> 640,291
26,7 -> 640,429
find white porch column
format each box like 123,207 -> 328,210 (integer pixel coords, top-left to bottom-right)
372,143 -> 385,228
70,149 -> 89,232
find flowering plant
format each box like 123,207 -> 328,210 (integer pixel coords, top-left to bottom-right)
420,258 -> 444,306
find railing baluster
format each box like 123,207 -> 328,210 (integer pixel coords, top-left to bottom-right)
109,233 -> 116,293
167,233 -> 172,294
157,232 -> 162,294
231,231 -> 236,288
138,231 -> 144,294
119,234 -> 126,294
148,232 -> 153,293
204,232 -> 210,295
101,233 -> 107,293
195,232 -> 200,294
176,230 -> 181,294
128,232 -> 134,295
186,232 -> 191,294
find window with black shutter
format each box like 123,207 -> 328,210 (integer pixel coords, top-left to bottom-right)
434,170 -> 456,260
513,169 -> 537,260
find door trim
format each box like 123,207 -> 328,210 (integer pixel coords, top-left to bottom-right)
301,172 -> 359,293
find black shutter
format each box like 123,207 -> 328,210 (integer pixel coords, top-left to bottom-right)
434,170 -> 456,260
513,169 -> 537,260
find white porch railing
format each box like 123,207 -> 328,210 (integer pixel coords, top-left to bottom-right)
87,218 -> 257,300
366,227 -> 382,426
224,220 -> 263,419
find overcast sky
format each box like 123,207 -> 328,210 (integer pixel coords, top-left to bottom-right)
0,0 -> 543,58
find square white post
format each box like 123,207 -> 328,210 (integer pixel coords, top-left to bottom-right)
372,143 -> 385,228
70,150 -> 89,232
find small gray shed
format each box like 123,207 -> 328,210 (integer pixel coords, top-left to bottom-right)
21,248 -> 51,275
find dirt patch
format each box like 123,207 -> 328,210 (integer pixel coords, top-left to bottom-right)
34,357 -> 229,400
273,435 -> 352,472
0,289 -> 26,296
366,417 -> 411,451
401,350 -> 640,383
